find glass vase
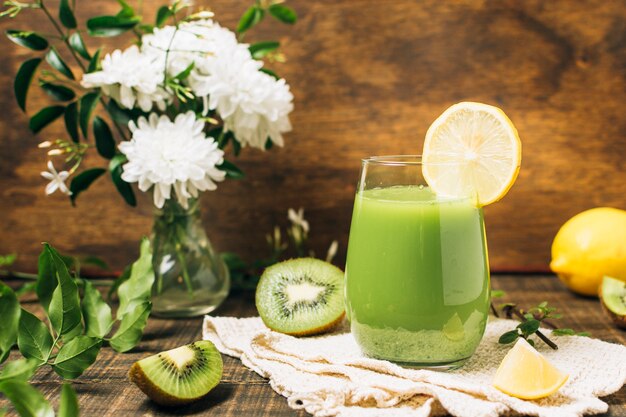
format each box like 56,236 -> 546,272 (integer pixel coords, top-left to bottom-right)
150,199 -> 230,318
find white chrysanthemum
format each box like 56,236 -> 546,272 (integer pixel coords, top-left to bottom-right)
81,45 -> 170,112
142,20 -> 293,149
119,111 -> 225,209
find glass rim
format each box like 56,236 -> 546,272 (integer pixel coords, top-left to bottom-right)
362,155 -> 458,166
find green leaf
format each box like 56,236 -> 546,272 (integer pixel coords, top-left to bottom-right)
268,4 -> 297,24
93,116 -> 116,159
14,58 -> 42,112
155,5 -> 173,27
109,155 -> 136,207
109,300 -> 151,352
29,105 -> 65,133
264,138 -> 273,150
116,0 -> 135,19
5,30 -> 48,50
0,358 -> 40,381
36,248 -> 56,312
15,282 -> 38,298
87,15 -> 140,37
82,280 -> 113,338
68,33 -> 90,60
490,289 -> 506,298
52,336 -> 102,379
218,160 -> 245,179
0,282 -> 20,363
80,256 -> 109,270
498,330 -> 519,344
249,41 -> 279,59
87,48 -> 101,73
117,238 -> 154,318
46,244 -> 83,339
45,48 -> 74,80
107,264 -> 131,301
518,319 -> 541,336
237,6 -> 264,33
0,379 -> 54,417
552,328 -> 575,336
58,384 -> 79,417
59,0 -> 77,29
173,62 -> 194,81
0,254 -> 16,267
17,309 -> 53,363
69,168 -> 106,205
64,102 -> 80,143
79,92 -> 100,139
39,81 -> 75,101
260,67 -> 279,80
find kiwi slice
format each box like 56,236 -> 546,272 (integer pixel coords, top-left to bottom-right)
600,276 -> 626,329
129,341 -> 223,406
256,258 -> 345,336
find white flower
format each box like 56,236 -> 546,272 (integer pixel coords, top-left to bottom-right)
142,20 -> 293,149
119,111 -> 226,209
288,208 -> 309,234
81,45 -> 170,112
41,161 -> 71,196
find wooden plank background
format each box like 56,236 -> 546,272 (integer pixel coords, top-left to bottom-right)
0,0 -> 624,273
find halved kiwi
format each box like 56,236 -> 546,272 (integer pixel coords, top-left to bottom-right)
600,276 -> 626,329
129,341 -> 223,406
256,258 -> 345,336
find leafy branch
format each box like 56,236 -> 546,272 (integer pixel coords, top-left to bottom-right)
0,239 -> 154,416
491,291 -> 590,350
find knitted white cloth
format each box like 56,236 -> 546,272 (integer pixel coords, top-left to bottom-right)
202,316 -> 626,417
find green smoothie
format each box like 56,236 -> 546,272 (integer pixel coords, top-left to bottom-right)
345,185 -> 490,365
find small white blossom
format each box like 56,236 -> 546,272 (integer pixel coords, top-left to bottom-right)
325,240 -> 339,263
288,208 -> 309,234
81,45 -> 170,112
119,111 -> 225,209
41,161 -> 71,196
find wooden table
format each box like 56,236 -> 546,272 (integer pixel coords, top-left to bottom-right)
2,275 -> 625,416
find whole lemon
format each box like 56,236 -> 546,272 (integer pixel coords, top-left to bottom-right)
550,207 -> 626,296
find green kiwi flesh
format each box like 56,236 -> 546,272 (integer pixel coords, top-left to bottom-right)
600,276 -> 626,329
129,341 -> 223,406
256,258 -> 345,336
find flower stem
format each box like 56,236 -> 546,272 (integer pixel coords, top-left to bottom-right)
510,307 -> 558,350
38,0 -> 130,142
174,242 -> 194,297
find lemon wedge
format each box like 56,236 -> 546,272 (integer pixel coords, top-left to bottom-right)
493,338 -> 568,400
422,102 -> 521,206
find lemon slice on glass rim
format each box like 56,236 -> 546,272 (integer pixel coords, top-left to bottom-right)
493,338 -> 569,400
422,102 -> 522,206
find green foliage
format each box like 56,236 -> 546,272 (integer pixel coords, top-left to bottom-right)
17,309 -> 54,363
29,105 -> 65,133
0,282 -> 20,363
69,168 -> 106,205
155,5 -> 173,27
5,30 -> 48,50
87,48 -> 101,73
58,0 -> 77,29
39,82 -> 75,101
68,33 -> 90,60
45,48 -> 74,80
14,58 -> 41,112
0,241 -> 154,416
0,380 -> 54,417
268,4 -> 297,24
79,92 -> 100,139
218,160 -> 245,179
237,6 -> 264,33
93,117 -> 116,159
64,102 -> 80,142
58,384 -> 79,417
0,254 -> 16,268
82,281 -> 113,338
87,15 -> 140,37
249,41 -> 280,59
109,154 -> 137,207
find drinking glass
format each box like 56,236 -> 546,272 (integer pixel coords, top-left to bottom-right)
345,155 -> 490,369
